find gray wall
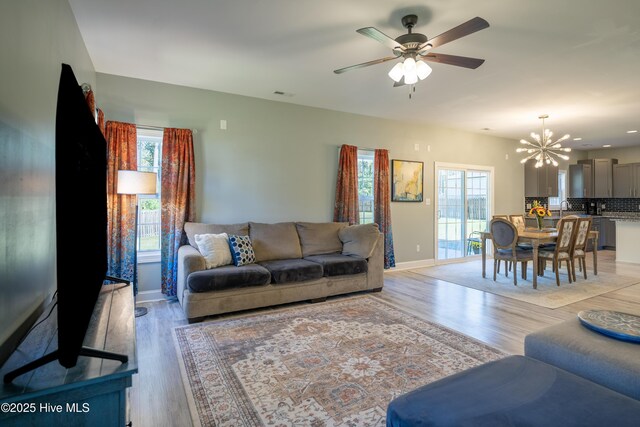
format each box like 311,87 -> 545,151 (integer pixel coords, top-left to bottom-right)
97,74 -> 525,293
0,1 -> 95,357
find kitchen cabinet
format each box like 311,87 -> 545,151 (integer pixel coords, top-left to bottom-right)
524,162 -> 558,197
613,163 -> 640,198
579,159 -> 617,198
569,163 -> 593,198
602,217 -> 616,248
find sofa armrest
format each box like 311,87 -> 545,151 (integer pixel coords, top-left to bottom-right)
366,232 -> 384,289
177,245 -> 206,304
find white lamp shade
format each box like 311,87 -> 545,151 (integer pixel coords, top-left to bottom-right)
416,60 -> 432,80
117,170 -> 157,195
388,62 -> 404,82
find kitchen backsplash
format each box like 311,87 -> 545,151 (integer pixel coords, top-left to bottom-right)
524,197 -> 640,213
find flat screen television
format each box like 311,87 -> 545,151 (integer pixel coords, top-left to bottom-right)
4,64 -> 126,382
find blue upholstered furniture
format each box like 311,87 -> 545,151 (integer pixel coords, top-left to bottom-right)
525,317 -> 640,400
386,355 -> 640,427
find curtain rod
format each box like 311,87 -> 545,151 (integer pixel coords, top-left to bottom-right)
136,124 -> 198,134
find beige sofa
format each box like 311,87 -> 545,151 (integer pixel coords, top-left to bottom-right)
177,221 -> 384,322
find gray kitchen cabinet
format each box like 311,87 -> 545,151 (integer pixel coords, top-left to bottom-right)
613,164 -> 632,198
614,163 -> 640,198
524,162 -> 559,197
602,218 -> 616,248
569,163 -> 593,198
578,158 -> 617,198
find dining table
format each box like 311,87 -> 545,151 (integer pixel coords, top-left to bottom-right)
480,228 -> 599,289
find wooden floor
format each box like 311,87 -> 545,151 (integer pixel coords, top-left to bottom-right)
131,250 -> 640,427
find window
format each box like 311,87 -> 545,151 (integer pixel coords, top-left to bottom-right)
548,170 -> 567,208
357,150 -> 374,224
136,128 -> 162,258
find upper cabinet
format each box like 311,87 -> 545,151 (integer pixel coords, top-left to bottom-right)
578,158 -> 617,198
524,162 -> 559,197
613,163 -> 640,198
569,163 -> 593,198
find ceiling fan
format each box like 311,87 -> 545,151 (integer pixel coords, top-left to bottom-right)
334,15 -> 489,87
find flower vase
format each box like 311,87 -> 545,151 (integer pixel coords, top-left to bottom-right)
536,216 -> 544,230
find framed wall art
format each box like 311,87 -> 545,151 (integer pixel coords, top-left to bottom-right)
392,159 -> 424,202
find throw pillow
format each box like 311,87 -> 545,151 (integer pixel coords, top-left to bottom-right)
339,223 -> 380,258
194,233 -> 232,269
228,234 -> 256,266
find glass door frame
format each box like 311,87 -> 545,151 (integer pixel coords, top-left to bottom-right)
434,162 -> 495,264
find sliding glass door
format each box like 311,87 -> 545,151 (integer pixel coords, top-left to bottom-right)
436,164 -> 492,261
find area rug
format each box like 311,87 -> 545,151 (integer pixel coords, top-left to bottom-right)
173,295 -> 505,426
410,260 -> 640,309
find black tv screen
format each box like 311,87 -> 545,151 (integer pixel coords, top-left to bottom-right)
55,64 -> 108,368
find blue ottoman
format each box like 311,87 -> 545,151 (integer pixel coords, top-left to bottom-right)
386,355 -> 640,427
525,317 -> 640,400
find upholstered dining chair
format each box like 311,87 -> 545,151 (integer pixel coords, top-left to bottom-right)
492,215 -> 512,272
570,217 -> 592,281
509,214 -> 526,231
490,218 -> 533,286
537,217 -> 577,286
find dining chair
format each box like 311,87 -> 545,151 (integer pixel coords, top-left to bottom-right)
492,215 -> 511,272
509,214 -> 526,231
570,217 -> 592,281
490,218 -> 533,286
537,217 -> 577,286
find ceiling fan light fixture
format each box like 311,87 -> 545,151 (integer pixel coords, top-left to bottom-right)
416,60 -> 432,80
388,62 -> 404,82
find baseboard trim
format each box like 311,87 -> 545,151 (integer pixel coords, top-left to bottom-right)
388,259 -> 436,271
137,289 -> 165,303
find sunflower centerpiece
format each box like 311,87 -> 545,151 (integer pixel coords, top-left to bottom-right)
529,200 -> 552,230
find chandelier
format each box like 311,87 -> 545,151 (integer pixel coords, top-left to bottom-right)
517,114 -> 571,167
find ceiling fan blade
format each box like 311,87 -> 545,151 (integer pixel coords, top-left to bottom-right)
334,56 -> 399,74
418,16 -> 489,52
420,52 -> 485,69
357,27 -> 405,52
393,77 -> 405,87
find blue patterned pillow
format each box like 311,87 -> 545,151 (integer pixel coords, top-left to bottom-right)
228,235 -> 256,266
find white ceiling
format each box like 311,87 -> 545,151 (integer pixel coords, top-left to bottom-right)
68,0 -> 640,150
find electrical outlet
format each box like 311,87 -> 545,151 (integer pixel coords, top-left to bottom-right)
416,244 -> 421,252
526,203 -> 532,209
582,204 -> 585,209
568,203 -> 572,209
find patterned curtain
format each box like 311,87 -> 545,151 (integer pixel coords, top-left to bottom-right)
105,121 -> 138,281
97,108 -> 105,136
161,128 -> 196,297
333,144 -> 359,224
374,149 -> 396,268
84,89 -> 96,120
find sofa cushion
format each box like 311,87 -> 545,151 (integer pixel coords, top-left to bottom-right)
184,222 -> 249,249
228,235 -> 256,266
304,254 -> 368,277
187,264 -> 271,292
386,355 -> 640,427
249,222 -> 302,262
194,233 -> 233,269
339,223 -> 380,258
295,222 -> 348,257
258,259 -> 324,284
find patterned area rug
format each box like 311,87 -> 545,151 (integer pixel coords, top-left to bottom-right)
173,295 -> 505,426
409,260 -> 640,309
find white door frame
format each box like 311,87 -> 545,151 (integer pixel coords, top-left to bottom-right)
434,162 -> 495,264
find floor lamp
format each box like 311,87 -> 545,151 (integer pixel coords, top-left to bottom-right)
117,170 -> 157,317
